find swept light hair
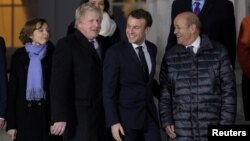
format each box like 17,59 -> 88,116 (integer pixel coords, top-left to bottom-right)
75,2 -> 102,28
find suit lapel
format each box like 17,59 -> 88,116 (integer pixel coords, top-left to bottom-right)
199,0 -> 216,18
125,41 -> 156,83
125,42 -> 143,72
96,36 -> 105,61
187,0 -> 193,11
145,42 -> 156,81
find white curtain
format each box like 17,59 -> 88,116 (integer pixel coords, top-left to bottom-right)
146,0 -> 173,76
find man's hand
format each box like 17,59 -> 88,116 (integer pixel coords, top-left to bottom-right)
165,125 -> 176,139
50,121 -> 66,136
7,129 -> 17,141
111,123 -> 125,141
0,118 -> 5,129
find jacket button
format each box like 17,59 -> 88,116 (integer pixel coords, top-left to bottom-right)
38,102 -> 42,106
27,103 -> 32,107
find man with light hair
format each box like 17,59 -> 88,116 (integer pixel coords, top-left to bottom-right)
50,3 -> 108,141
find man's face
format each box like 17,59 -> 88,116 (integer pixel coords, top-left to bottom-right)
174,16 -> 193,46
126,16 -> 149,45
77,11 -> 101,40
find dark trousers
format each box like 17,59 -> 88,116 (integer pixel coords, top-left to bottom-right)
242,74 -> 250,121
121,111 -> 161,141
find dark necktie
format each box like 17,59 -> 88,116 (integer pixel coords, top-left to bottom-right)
91,40 -> 102,59
186,46 -> 194,55
137,46 -> 149,80
194,1 -> 201,16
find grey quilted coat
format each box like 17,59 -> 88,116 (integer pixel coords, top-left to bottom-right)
159,35 -> 237,141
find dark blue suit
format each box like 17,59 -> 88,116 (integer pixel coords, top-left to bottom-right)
103,40 -> 161,141
0,36 -> 7,119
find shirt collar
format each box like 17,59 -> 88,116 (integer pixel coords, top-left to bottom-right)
192,0 -> 205,8
186,36 -> 201,53
89,38 -> 97,42
192,0 -> 205,4
132,42 -> 146,49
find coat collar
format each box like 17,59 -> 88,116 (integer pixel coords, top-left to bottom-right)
74,30 -> 102,64
174,34 -> 214,54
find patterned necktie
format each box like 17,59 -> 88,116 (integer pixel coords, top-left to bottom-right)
194,1 -> 201,16
137,46 -> 149,81
91,40 -> 102,59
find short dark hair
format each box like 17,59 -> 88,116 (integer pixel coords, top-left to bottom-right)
128,9 -> 153,27
19,18 -> 49,44
80,0 -> 110,12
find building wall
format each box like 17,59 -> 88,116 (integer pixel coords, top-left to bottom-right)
37,0 -> 80,43
1,1 -> 250,141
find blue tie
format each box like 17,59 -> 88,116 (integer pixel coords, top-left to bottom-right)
194,1 -> 201,16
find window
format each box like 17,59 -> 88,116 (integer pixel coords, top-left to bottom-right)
0,0 -> 35,48
111,0 -> 146,17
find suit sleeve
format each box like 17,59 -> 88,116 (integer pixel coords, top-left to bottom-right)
0,37 -> 7,119
237,17 -> 250,78
102,47 -> 120,127
50,39 -> 72,123
6,53 -> 18,130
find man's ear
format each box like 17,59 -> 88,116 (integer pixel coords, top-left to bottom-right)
190,24 -> 197,33
145,26 -> 150,34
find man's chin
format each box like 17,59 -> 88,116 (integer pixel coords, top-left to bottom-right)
91,34 -> 99,39
176,40 -> 181,44
128,39 -> 135,44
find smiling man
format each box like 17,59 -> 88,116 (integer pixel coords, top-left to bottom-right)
159,12 -> 236,141
50,3 -> 108,141
103,9 -> 161,141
